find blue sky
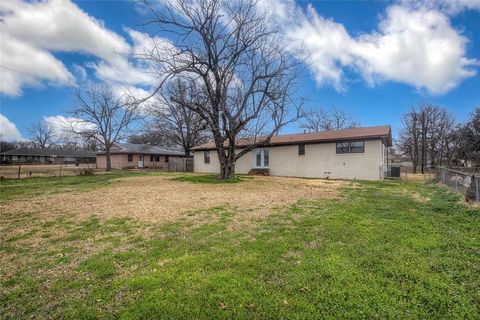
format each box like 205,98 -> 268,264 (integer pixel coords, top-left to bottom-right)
1,0 -> 479,142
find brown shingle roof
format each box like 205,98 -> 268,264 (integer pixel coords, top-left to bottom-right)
192,125 -> 392,150
96,143 -> 185,156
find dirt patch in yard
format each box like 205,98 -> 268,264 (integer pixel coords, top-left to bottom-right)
2,175 -> 349,224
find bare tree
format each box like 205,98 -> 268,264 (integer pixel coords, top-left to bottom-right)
0,140 -> 16,153
139,0 -> 303,179
300,107 -> 359,132
127,130 -> 174,147
150,79 -> 209,156
70,84 -> 142,171
28,120 -> 57,149
455,107 -> 480,168
398,110 -> 421,174
427,108 -> 455,167
398,104 -> 456,173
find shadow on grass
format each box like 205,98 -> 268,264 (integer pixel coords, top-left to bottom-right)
171,174 -> 252,184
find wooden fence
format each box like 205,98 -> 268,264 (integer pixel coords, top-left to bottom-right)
167,158 -> 194,172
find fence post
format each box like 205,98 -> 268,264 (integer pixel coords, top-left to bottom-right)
60,164 -> 62,177
476,177 -> 479,202
17,163 -> 21,179
455,172 -> 458,191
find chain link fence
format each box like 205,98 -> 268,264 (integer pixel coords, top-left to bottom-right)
0,164 -> 96,179
436,166 -> 480,202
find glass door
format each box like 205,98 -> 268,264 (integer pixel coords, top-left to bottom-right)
255,149 -> 269,168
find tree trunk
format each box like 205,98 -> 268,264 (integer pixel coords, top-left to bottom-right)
217,148 -> 236,179
106,147 -> 112,172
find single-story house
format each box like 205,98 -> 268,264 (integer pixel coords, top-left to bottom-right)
96,142 -> 185,169
192,125 -> 392,180
388,153 -> 413,167
0,148 -> 96,164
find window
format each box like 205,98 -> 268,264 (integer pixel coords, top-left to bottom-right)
298,144 -> 305,156
204,151 -> 210,164
336,141 -> 350,154
350,140 -> 365,153
256,150 -> 262,167
150,155 -> 154,162
155,155 -> 160,162
263,149 -> 269,167
165,156 -> 169,163
127,154 -> 133,162
336,140 -> 365,154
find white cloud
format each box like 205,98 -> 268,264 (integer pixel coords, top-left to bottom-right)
401,0 -> 480,15
1,0 -> 477,98
0,114 -> 23,140
43,115 -> 96,142
0,0 -> 160,97
282,5 -> 354,90
352,5 -> 477,93
0,34 -> 74,96
261,0 -> 478,94
0,0 -> 130,61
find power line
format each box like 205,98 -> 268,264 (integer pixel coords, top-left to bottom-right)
0,65 -> 37,77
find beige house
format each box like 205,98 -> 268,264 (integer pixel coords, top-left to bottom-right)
96,143 -> 185,170
192,125 -> 392,180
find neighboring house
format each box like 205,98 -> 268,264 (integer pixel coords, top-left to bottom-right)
96,142 -> 185,170
192,125 -> 392,180
0,148 -> 96,164
388,153 -> 413,167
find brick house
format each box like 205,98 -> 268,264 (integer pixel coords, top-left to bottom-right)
96,142 -> 185,170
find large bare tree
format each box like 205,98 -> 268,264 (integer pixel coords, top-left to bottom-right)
456,107 -> 480,168
300,107 -> 359,132
140,0 -> 303,179
150,79 -> 209,156
28,120 -> 56,149
70,84 -> 142,171
398,104 -> 456,173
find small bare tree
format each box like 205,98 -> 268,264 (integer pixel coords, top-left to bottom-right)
28,120 -> 56,149
150,79 -> 209,156
70,84 -> 142,171
140,0 -> 303,179
300,107 -> 359,132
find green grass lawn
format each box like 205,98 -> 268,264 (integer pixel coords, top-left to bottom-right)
1,174 -> 479,319
0,171 -> 164,203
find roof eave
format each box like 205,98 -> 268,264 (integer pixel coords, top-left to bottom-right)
192,134 -> 390,151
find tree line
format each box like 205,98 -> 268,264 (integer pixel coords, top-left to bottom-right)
398,105 -> 479,173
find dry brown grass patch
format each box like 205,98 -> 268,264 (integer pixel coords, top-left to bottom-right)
2,175 -> 349,226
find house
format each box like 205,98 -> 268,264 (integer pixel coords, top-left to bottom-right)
0,148 -> 96,164
96,142 -> 185,169
192,125 -> 392,180
388,153 -> 413,167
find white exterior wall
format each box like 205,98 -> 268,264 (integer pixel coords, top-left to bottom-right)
194,139 -> 386,180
